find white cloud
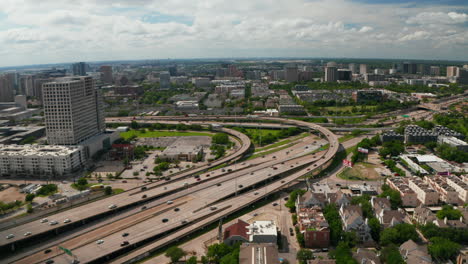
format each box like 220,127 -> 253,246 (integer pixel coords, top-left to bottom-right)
0,0 -> 466,67
406,11 -> 468,25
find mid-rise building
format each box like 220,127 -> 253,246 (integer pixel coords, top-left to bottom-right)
99,66 -> 113,84
438,136 -> 468,151
360,64 -> 367,74
430,66 -> 440,76
349,63 -> 357,74
381,130 -> 404,143
447,66 -> 459,77
0,144 -> 86,177
403,62 -> 418,74
42,76 -> 105,145
404,125 -> 438,144
71,62 -> 87,76
337,69 -> 352,81
0,75 -> 14,102
408,177 -> 439,205
387,177 -> 418,207
424,176 -> 459,204
324,63 -> 337,82
192,77 -> 211,88
352,89 -> 384,103
285,65 -> 298,82
159,71 -> 170,89
446,175 -> 468,203
458,68 -> 468,85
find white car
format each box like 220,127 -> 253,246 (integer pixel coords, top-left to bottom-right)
166,200 -> 173,205
6,234 -> 14,239
24,232 -> 32,236
96,240 -> 104,244
63,219 -> 71,223
40,218 -> 48,223
108,204 -> 117,209
49,221 -> 58,226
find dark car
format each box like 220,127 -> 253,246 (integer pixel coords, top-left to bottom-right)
238,185 -> 243,188
174,208 -> 180,212
45,260 -> 54,264
162,218 -> 169,223
44,249 -> 52,254
216,183 -> 221,186
122,233 -> 129,237
142,195 -> 147,199
120,241 -> 129,246
141,186 -> 147,191
281,180 -> 285,183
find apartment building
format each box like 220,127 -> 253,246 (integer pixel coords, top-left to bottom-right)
297,206 -> 330,248
0,144 -> 85,177
408,177 -> 439,205
446,176 -> 468,203
386,177 -> 418,207
424,176 -> 459,204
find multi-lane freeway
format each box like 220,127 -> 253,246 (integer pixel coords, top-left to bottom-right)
1,117 -> 339,264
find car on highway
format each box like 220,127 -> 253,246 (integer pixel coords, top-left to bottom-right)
49,221 -> 58,226
281,180 -> 285,183
197,178 -> 201,181
122,233 -> 129,237
181,220 -> 188,224
142,195 -> 147,199
216,183 -> 221,186
141,206 -> 147,210
121,241 -> 129,247
166,200 -> 173,204
45,260 -> 54,264
174,208 -> 180,212
40,218 -> 48,223
254,192 -> 259,195
141,186 -> 147,191
272,203 -> 278,206
108,204 -> 117,209
238,185 -> 243,188
6,234 -> 14,239
143,165 -> 148,169
272,156 -> 276,159
122,180 -> 127,183
162,218 -> 169,223
140,168 -> 145,172
210,206 -> 217,211
63,219 -> 71,223
96,240 -> 104,244
253,213 -> 258,217
23,231 -> 31,236
44,249 -> 52,254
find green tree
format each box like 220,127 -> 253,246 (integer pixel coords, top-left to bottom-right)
25,194 -> 35,202
77,177 -> 88,186
26,204 -> 33,214
104,186 -> 113,195
285,189 -> 306,212
186,256 -> 198,264
206,243 -> 233,263
323,204 -> 343,246
436,205 -> 462,220
297,249 -> 314,264
368,217 -> 381,242
130,120 -> 139,129
380,223 -> 420,246
212,133 -> 229,145
428,237 -> 461,261
380,245 -> 405,264
330,241 -> 358,264
165,246 -> 186,263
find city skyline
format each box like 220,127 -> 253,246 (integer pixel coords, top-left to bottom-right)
0,0 -> 467,67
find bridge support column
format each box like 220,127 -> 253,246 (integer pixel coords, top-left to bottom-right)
11,243 -> 15,251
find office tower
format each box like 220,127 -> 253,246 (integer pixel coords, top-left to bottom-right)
5,72 -> 18,94
403,62 -> 418,74
42,76 -> 104,145
99,66 -> 113,84
168,66 -> 177,76
284,65 -> 298,82
360,64 -> 367,74
337,69 -> 352,81
430,66 -> 440,76
159,71 -> 170,89
447,66 -> 459,77
324,62 -> 338,82
71,62 -> 87,76
418,64 -> 430,75
348,63 -> 357,74
458,68 -> 468,85
0,75 -> 14,102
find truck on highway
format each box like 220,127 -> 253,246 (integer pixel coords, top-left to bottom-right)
90,184 -> 104,190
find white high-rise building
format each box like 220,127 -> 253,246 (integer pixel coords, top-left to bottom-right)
42,76 -> 105,145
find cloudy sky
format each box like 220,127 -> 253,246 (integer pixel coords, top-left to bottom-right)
0,0 -> 467,67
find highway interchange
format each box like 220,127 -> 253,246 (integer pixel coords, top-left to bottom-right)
1,117 -> 339,264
